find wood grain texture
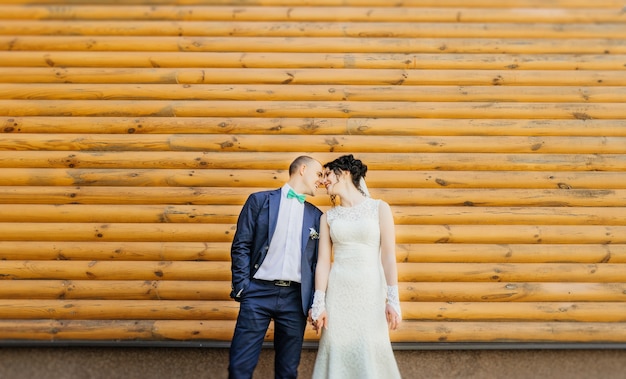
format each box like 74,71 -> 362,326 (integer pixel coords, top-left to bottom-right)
0,0 -> 624,344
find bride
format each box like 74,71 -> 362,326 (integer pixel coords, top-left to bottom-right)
310,154 -> 402,379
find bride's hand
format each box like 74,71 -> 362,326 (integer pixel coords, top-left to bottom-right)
385,304 -> 401,330
313,311 -> 328,335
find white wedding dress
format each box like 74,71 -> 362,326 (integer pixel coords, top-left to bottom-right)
312,197 -> 401,379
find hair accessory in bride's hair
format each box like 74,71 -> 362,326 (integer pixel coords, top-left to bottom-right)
359,177 -> 370,197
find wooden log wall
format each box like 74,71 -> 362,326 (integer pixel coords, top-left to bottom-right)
0,0 -> 625,345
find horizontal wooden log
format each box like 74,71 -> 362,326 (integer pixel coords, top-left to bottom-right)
1,5 -> 623,22
0,241 -> 232,261
1,204 -> 625,226
4,84 -> 626,103
4,117 -> 626,137
2,260 -> 626,282
2,241 -> 625,264
0,300 -> 625,322
0,280 -> 232,300
2,100 -> 625,119
0,152 -> 625,172
404,282 -> 626,302
3,134 -> 626,153
0,204 -> 243,223
1,261 -> 626,283
391,206 -> 626,225
1,0 -> 623,9
2,279 -> 625,302
402,302 -> 626,322
1,319 -> 626,343
1,167 -> 625,190
2,36 -> 625,55
0,260 -> 230,280
0,186 -> 255,205
393,224 -> 626,244
393,321 -> 626,343
3,52 -> 625,70
0,168 -> 290,187
0,223 -> 236,242
4,20 -> 625,39
1,187 -> 625,207
2,68 -> 626,86
0,300 -> 239,320
398,244 -> 626,264
0,223 -> 625,244
0,319 -> 238,341
399,263 -> 626,282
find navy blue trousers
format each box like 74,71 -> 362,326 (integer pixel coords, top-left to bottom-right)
228,280 -> 307,379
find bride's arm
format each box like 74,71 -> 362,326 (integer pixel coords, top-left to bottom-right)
379,200 -> 398,287
315,213 -> 332,292
379,200 -> 402,330
311,213 -> 331,333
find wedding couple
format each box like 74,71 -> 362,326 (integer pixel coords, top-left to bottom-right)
228,155 -> 402,379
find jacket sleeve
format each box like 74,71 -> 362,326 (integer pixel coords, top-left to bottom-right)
229,193 -> 260,300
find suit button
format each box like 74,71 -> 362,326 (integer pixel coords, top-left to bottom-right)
254,264 -> 259,269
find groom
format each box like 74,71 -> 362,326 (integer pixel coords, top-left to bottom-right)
228,156 -> 324,379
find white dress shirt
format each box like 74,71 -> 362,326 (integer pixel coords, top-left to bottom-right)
254,184 -> 304,283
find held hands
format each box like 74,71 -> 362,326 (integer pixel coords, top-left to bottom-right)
309,290 -> 327,335
309,310 -> 328,335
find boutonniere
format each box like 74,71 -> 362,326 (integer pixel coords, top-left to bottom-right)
309,227 -> 319,240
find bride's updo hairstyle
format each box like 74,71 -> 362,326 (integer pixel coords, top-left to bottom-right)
324,154 -> 368,196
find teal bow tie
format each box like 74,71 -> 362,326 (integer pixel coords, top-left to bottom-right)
287,188 -> 306,204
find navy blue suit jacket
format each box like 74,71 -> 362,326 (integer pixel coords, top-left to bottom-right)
230,188 -> 323,316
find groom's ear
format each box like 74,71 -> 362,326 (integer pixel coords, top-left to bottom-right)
298,164 -> 307,176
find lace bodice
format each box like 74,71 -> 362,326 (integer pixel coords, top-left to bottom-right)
326,198 -> 381,256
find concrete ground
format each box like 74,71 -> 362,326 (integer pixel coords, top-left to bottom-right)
1,347 -> 626,379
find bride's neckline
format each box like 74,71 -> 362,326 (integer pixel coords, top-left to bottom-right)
338,196 -> 369,209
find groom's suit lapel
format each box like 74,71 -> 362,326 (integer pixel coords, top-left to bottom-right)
268,189 -> 281,243
301,204 -> 315,254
